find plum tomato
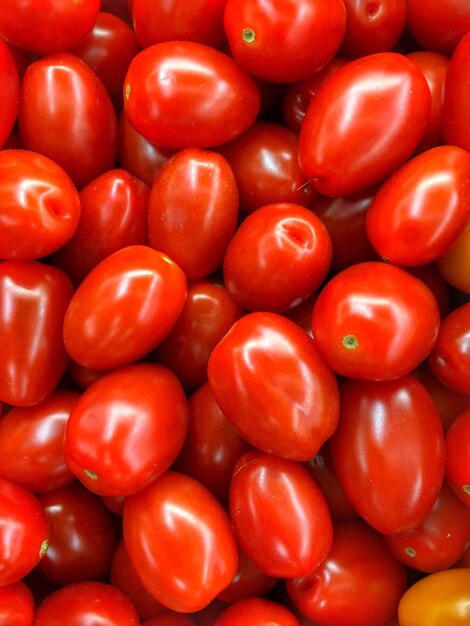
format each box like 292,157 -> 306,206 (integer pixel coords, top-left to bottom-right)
0,581 -> 35,626
445,408 -> 470,505
0,39 -> 20,149
406,0 -> 470,56
437,219 -> 470,294
214,597 -> 300,626
442,31 -> 470,152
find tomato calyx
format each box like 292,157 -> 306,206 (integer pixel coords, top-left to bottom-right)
242,28 -> 255,44
342,335 -> 359,350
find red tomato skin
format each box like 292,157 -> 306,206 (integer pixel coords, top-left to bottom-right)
406,0 -> 470,56
298,53 -> 431,197
123,41 -> 260,148
216,546 -> 277,604
445,408 -> 470,505
207,312 -> 340,461
64,363 -> 188,496
0,39 -> 20,149
63,245 -> 187,370
331,375 -> 445,534
442,32 -> 470,153
229,452 -> 333,578
143,614 -> 197,626
0,261 -> 73,407
0,581 -> 35,626
215,597 -> 300,626
18,53 -> 118,190
123,471 -> 238,613
148,148 -> 239,279
0,149 -> 81,261
311,261 -> 440,381
366,146 -> 470,266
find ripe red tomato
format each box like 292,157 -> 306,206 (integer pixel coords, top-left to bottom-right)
442,31 -> 470,152
215,597 -> 300,626
437,220 -> 470,294
406,0 -> 470,56
445,408 -> 470,504
0,39 -> 19,149
143,613 -> 197,626
0,581 -> 35,626
216,546 -> 277,604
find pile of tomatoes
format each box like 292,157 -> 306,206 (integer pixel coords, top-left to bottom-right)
0,0 -> 470,624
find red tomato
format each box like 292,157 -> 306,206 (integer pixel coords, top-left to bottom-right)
0,39 -> 19,149
330,375 -> 445,534
215,597 -> 300,626
298,53 -> 431,196
123,471 -> 238,612
148,148 -> 239,279
217,546 -> 277,604
123,41 -> 260,148
445,408 -> 470,504
311,261 -> 440,381
442,31 -> 470,152
405,264 -> 450,320
0,261 -> 73,407
0,582 -> 35,626
229,452 -> 333,578
406,0 -> 470,56
207,312 -> 339,461
287,521 -> 407,626
63,245 -> 187,370
0,149 -> 81,261
18,53 -> 118,190
223,0 -> 346,83
64,363 -> 188,496
143,614 -> 197,626
437,220 -> 470,294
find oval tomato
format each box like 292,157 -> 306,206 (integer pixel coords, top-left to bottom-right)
0,581 -> 35,626
406,0 -> 470,56
442,31 -> 470,152
0,39 -> 20,149
446,408 -> 470,504
215,597 -> 300,626
217,546 -> 277,604
437,219 -> 470,294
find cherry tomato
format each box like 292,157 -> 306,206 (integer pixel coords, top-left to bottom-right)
445,408 -> 470,505
0,38 -> 19,149
437,219 -> 470,294
406,0 -> 470,56
143,614 -> 197,626
442,31 -> 470,152
406,263 -> 450,320
216,546 -> 277,604
208,312 -> 339,461
123,41 -> 260,148
215,597 -> 300,626
0,582 -> 35,626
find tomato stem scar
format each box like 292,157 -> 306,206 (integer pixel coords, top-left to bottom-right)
242,28 -> 255,43
125,84 -> 131,99
404,547 -> 417,558
463,485 -> 470,494
84,469 -> 98,480
342,334 -> 358,350
39,539 -> 49,557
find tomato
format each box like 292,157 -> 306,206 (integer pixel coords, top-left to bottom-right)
437,219 -> 470,294
229,451 -> 333,578
123,41 -> 260,148
215,597 -> 300,626
0,582 -> 35,626
143,614 -> 197,626
366,146 -> 470,266
0,261 -> 73,407
298,53 -> 431,196
445,408 -> 470,505
398,568 -> 470,626
311,261 -> 440,381
208,312 -> 339,461
405,264 -> 450,320
330,375 -> 445,534
0,149 -> 81,261
223,0 -> 346,83
123,471 -> 238,612
63,245 -> 187,370
406,0 -> 470,56
223,203 -> 332,312
442,31 -> 470,152
216,546 -> 277,604
18,53 -> 118,190
0,39 -> 19,149
287,521 -> 407,626
64,363 -> 188,496
148,148 -> 239,279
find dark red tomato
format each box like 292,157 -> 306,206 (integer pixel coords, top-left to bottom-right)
445,408 -> 470,505
208,312 -> 339,461
223,0 -> 346,83
3,40 -> 30,80
143,614 -> 197,626
63,245 -> 187,370
0,0 -> 100,54
0,390 -> 78,493
0,39 -> 19,149
311,261 -> 440,380
218,121 -> 315,213
406,0 -> 470,56
428,303 -> 470,396
132,0 -> 227,48
442,32 -> 470,152
64,364 -> 188,496
123,41 -> 260,148
148,148 -> 238,279
223,203 -> 332,312
51,169 -> 149,285
384,483 -> 470,573
298,53 -> 431,196
406,264 -> 450,320
71,12 -> 140,96
0,582 -> 35,626
287,521 -> 407,626
101,0 -> 132,23
0,261 -> 73,407
154,281 -> 245,393
217,546 -> 277,604
366,146 -> 470,266
32,581 -> 140,626
36,482 -> 117,585
100,495 -> 125,516
284,293 -> 317,336
406,51 -> 449,152
173,383 -> 251,502
340,0 -> 407,58
0,478 -> 49,586
123,471 -> 238,612
18,53 -> 118,190
230,452 -> 333,578
0,150 -> 80,261
215,598 -> 299,626
67,362 -> 106,391
331,375 -> 445,534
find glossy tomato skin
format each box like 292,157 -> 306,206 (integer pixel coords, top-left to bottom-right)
229,452 -> 333,578
446,409 -> 470,504
63,245 -> 187,370
214,597 -> 300,626
64,363 -> 188,496
0,581 -> 35,626
19,53 -> 118,190
0,39 -> 20,149
207,312 -> 339,461
366,146 -> 470,266
330,375 -> 445,534
223,0 -> 346,83
437,220 -> 470,294
123,41 -> 260,148
406,0 -> 470,56
442,32 -> 470,152
148,148 -> 239,279
311,261 -> 440,381
299,53 -> 431,196
287,521 -> 407,626
123,471 -> 238,612
0,261 -> 73,407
